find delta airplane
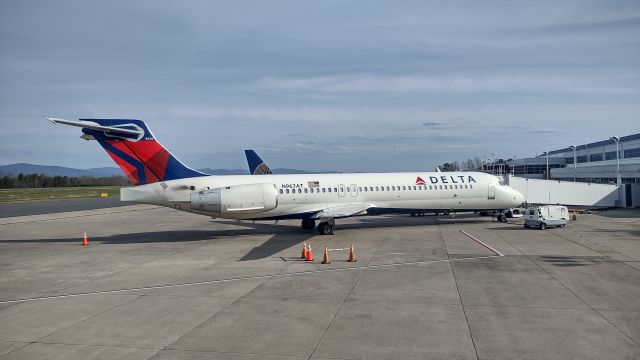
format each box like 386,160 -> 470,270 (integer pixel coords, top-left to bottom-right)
47,118 -> 525,235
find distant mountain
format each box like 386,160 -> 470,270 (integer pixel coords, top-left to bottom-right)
0,163 -> 122,177
0,163 -> 338,178
197,168 -> 249,175
196,168 -> 338,175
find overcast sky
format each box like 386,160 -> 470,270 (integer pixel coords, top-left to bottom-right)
1,1 -> 639,171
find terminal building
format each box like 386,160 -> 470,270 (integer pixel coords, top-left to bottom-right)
494,133 -> 640,184
482,133 -> 640,207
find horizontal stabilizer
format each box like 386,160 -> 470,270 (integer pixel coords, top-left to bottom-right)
46,117 -> 144,136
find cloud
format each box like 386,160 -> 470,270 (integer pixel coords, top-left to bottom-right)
257,74 -> 639,95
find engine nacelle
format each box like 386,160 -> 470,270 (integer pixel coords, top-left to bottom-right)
190,183 -> 278,214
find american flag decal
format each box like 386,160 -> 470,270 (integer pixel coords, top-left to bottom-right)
308,181 -> 320,188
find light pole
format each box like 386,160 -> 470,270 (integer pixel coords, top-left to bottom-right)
569,145 -> 577,182
610,136 -> 620,186
543,151 -> 549,179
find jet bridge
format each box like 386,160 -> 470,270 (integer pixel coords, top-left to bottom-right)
505,175 -> 620,207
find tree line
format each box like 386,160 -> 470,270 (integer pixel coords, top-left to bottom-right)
0,173 -> 130,189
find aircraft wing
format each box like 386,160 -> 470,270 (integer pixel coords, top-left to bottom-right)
46,117 -> 144,136
311,203 -> 371,219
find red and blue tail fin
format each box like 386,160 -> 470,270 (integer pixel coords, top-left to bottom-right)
48,118 -> 207,185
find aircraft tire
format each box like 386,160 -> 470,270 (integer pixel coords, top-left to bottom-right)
301,219 -> 315,230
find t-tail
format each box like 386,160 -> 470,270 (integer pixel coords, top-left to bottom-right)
46,117 -> 208,185
244,149 -> 273,175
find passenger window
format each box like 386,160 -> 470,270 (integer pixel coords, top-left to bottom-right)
304,188 -> 308,193
470,184 -> 473,189
454,185 -> 458,189
286,189 -> 290,194
358,187 -> 362,192
298,189 -> 302,193
439,185 -> 443,189
381,186 -> 384,191
334,188 -> 338,192
386,186 -> 390,191
369,187 -> 373,191
279,189 -> 283,194
328,188 -> 332,193
429,185 -> 432,190
375,186 -> 379,191
391,186 -> 395,191
322,188 -> 326,193
413,186 -> 416,190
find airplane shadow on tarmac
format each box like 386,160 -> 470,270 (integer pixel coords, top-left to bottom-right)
0,215 -> 509,260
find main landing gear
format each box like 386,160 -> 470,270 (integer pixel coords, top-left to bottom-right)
318,220 -> 335,235
301,218 -> 335,235
301,218 -> 316,230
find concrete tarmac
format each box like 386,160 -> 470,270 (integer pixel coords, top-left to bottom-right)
0,206 -> 638,359
0,196 -> 126,218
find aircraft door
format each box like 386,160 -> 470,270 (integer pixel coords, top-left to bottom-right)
488,183 -> 496,199
338,184 -> 346,197
350,184 -> 358,197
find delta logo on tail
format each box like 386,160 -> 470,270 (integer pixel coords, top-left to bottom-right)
416,176 -> 426,185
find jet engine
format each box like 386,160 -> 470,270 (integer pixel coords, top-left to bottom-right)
190,183 -> 278,214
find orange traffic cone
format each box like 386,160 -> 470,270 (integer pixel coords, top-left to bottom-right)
305,242 -> 314,261
347,243 -> 356,262
572,211 -> 577,221
322,245 -> 330,264
301,242 -> 308,259
82,232 -> 89,246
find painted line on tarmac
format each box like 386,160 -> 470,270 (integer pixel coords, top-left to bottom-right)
0,254 -> 500,305
460,229 -> 504,256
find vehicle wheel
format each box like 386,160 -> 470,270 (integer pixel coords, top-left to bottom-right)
540,222 -> 547,230
301,219 -> 315,230
497,214 -> 505,222
323,224 -> 334,235
524,224 -> 529,228
560,224 -> 565,228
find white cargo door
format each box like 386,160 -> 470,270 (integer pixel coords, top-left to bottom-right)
488,183 -> 496,199
338,184 -> 346,197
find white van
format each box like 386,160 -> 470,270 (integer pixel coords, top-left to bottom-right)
524,205 -> 569,229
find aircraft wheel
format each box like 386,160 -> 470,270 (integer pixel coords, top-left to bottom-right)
301,219 -> 315,230
317,222 -> 326,234
497,214 -> 506,222
323,224 -> 334,235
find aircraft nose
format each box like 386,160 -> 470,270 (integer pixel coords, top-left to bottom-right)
513,189 -> 525,206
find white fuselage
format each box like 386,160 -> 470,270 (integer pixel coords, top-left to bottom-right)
121,171 -> 525,220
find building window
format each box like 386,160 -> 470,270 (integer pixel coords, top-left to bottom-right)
590,153 -> 603,162
605,151 -> 618,160
576,155 -> 588,163
624,148 -> 640,158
